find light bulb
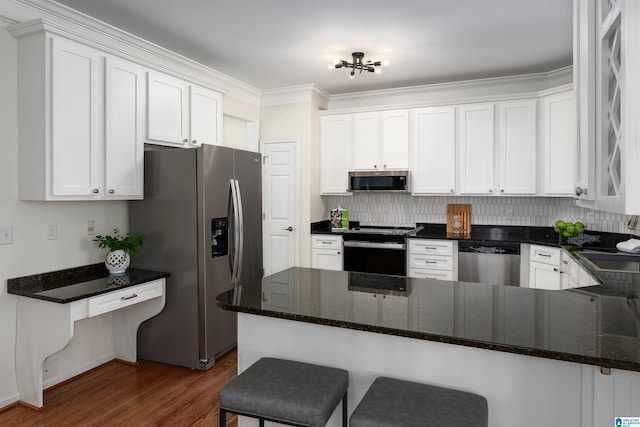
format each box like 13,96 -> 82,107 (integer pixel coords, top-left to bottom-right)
375,68 -> 382,74
383,60 -> 390,66
349,71 -> 355,79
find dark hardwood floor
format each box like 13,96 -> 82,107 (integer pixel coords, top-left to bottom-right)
0,348 -> 238,427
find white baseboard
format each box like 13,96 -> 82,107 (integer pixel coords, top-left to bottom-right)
0,393 -> 19,410
42,352 -> 115,389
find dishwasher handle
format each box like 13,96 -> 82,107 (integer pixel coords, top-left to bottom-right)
343,241 -> 406,250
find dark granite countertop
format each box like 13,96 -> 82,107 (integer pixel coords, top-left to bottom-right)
7,263 -> 169,303
217,267 -> 640,372
312,221 -> 628,252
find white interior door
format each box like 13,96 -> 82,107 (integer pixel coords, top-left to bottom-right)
262,140 -> 297,276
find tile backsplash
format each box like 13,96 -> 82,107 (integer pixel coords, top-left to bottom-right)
324,194 -> 637,234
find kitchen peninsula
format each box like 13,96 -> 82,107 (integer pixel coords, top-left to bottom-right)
217,267 -> 640,427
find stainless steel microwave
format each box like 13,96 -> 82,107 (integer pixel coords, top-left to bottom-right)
348,170 -> 409,192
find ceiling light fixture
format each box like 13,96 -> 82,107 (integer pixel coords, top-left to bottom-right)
330,52 -> 385,79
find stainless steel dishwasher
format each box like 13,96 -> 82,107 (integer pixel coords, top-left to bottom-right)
458,241 -> 521,286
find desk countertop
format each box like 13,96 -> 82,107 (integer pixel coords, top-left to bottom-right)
8,263 -> 169,303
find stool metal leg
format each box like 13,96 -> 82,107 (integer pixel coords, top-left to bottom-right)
219,408 -> 226,427
342,391 -> 348,427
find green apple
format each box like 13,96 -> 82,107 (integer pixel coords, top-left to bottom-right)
555,220 -> 567,230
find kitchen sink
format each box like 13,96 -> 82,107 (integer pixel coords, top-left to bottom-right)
580,251 -> 640,273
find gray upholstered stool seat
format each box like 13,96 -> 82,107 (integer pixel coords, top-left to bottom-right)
219,357 -> 349,427
350,377 -> 488,427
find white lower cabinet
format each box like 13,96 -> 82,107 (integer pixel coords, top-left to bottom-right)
529,245 -> 562,290
311,235 -> 343,271
407,239 -> 458,280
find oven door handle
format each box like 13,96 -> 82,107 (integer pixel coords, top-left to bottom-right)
344,241 -> 406,250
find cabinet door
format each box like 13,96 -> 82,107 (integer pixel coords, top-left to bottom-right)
352,112 -> 379,170
543,91 -> 575,195
380,110 -> 409,169
458,104 -> 495,194
529,261 -> 561,290
498,100 -> 537,195
147,71 -> 189,146
190,85 -> 221,146
411,107 -> 456,194
320,114 -> 352,194
105,57 -> 144,198
51,37 -> 103,196
311,249 -> 343,271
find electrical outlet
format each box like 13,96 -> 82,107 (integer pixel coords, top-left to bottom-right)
0,224 -> 13,245
87,220 -> 95,235
45,222 -> 57,240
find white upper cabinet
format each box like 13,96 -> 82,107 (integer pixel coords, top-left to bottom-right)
50,36 -> 103,198
352,110 -> 409,170
320,114 -> 353,195
575,0 -> 640,213
380,110 -> 410,169
105,57 -> 145,198
12,29 -> 144,200
411,107 -> 456,195
147,70 -> 222,148
352,112 -> 380,170
497,99 -> 537,195
458,103 -> 495,194
542,90 -> 575,195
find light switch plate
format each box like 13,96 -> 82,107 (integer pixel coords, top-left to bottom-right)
0,224 -> 13,245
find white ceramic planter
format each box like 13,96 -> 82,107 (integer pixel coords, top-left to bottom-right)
105,249 -> 130,274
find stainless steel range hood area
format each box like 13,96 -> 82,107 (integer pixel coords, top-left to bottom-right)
348,170 -> 409,193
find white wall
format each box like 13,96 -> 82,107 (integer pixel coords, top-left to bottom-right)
260,103 -> 327,267
223,115 -> 249,150
0,25 -> 128,408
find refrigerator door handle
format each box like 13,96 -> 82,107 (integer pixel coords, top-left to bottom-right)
234,179 -> 245,283
229,179 -> 240,283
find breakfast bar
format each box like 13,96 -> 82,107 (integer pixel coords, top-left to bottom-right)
217,267 -> 640,427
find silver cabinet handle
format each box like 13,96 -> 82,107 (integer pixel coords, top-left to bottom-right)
575,186 -> 587,196
282,226 -> 294,231
108,189 -> 115,194
424,260 -> 437,264
554,268 -> 559,272
183,138 -> 189,143
93,189 -> 99,194
423,246 -> 438,250
191,139 -> 198,145
538,253 -> 552,258
121,294 -> 138,301
489,189 -> 493,193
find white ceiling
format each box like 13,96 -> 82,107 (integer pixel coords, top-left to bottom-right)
53,0 -> 573,95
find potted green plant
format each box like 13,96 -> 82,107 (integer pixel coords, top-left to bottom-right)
94,229 -> 145,274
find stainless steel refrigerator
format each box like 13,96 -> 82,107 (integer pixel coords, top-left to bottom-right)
129,145 -> 262,370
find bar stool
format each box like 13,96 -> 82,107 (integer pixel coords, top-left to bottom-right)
219,357 -> 349,427
350,377 -> 488,427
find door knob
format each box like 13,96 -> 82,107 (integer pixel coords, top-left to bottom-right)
282,226 -> 294,231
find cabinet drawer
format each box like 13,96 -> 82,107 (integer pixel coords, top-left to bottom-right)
88,279 -> 164,317
408,239 -> 453,256
529,245 -> 561,266
312,235 -> 343,250
409,254 -> 453,271
408,268 -> 454,281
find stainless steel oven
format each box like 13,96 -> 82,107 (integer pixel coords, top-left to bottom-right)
342,227 -> 414,276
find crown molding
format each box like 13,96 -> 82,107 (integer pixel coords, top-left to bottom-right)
327,66 -> 574,111
261,84 -> 330,109
3,0 -> 261,107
